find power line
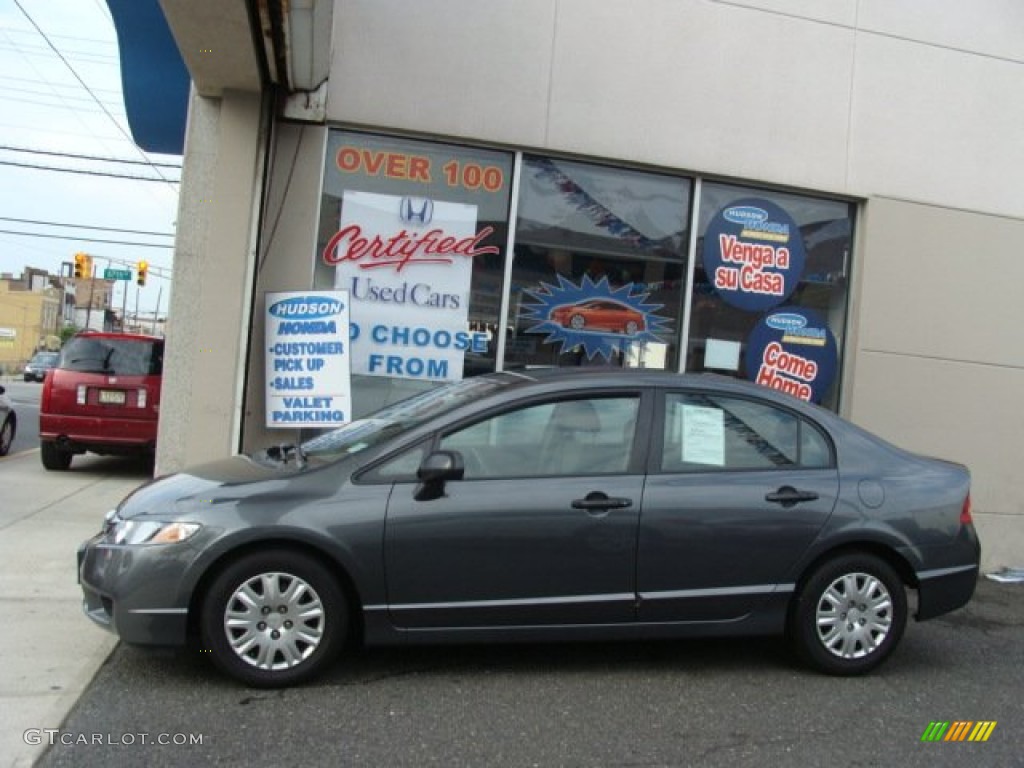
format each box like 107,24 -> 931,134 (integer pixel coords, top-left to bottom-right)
0,145 -> 181,169
11,0 -> 179,192
0,216 -> 174,237
0,229 -> 174,249
0,159 -> 178,182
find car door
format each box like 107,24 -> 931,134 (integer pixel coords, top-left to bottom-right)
637,389 -> 839,622
383,391 -> 649,629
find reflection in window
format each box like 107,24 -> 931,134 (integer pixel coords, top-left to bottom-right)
441,396 -> 639,478
506,157 -> 691,371
661,393 -> 830,472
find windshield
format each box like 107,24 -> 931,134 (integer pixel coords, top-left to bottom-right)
60,337 -> 163,376
299,374 -> 518,460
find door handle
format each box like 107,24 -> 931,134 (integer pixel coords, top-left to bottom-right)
765,486 -> 820,507
572,492 -> 633,512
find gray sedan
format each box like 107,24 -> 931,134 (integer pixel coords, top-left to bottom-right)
77,370 -> 980,687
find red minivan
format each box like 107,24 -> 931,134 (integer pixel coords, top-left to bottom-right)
40,331 -> 164,470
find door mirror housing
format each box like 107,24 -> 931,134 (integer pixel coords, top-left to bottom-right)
414,450 -> 465,501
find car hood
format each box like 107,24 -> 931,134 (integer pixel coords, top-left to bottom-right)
117,455 -> 304,519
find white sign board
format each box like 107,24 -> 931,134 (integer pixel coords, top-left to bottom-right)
328,190 -> 490,382
265,291 -> 352,429
681,404 -> 725,466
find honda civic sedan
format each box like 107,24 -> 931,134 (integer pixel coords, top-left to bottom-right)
77,370 -> 980,687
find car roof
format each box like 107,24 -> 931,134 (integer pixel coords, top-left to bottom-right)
70,331 -> 162,342
493,367 -> 835,416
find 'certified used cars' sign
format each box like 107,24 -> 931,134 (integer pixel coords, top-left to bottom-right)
265,291 -> 352,428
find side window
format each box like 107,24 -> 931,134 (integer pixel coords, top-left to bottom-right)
359,441 -> 430,484
661,393 -> 830,472
440,396 -> 640,478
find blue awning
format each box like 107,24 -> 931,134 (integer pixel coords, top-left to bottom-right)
106,0 -> 189,155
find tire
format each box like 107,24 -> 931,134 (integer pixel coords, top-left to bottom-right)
789,553 -> 907,676
624,320 -> 639,336
40,441 -> 72,470
0,416 -> 14,456
200,549 -> 347,687
569,314 -> 585,330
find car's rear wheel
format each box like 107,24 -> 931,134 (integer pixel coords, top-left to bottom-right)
569,314 -> 585,330
789,553 -> 907,675
624,320 -> 639,336
40,441 -> 72,470
200,550 -> 346,687
0,416 -> 15,456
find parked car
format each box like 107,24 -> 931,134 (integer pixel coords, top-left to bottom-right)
0,384 -> 15,456
77,369 -> 979,687
23,351 -> 59,382
549,299 -> 646,335
40,331 -> 163,470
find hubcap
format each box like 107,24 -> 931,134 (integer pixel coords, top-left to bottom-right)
815,572 -> 893,659
223,572 -> 325,671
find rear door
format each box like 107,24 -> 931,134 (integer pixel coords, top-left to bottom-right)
637,389 -> 839,622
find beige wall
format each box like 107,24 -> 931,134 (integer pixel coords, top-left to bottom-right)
847,197 -> 1024,568
157,88 -> 264,475
328,0 -> 1024,218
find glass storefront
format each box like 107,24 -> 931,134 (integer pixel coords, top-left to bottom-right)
312,130 -> 855,415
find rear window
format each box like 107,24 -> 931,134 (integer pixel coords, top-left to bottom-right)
31,352 -> 59,365
59,336 -> 164,376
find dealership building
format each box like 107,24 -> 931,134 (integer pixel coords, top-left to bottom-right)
112,1 -> 1022,568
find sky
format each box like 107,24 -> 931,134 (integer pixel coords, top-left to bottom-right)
0,0 -> 180,316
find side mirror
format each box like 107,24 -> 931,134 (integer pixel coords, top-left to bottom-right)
414,450 -> 464,501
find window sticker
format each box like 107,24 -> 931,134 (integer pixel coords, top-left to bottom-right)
681,404 -> 725,466
521,274 -> 672,361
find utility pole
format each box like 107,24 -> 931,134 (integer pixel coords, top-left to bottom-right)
153,285 -> 163,335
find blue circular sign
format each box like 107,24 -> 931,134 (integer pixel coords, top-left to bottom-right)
703,198 -> 806,312
745,307 -> 837,403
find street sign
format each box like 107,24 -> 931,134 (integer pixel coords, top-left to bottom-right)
104,268 -> 133,281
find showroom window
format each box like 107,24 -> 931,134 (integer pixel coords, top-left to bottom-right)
503,157 -> 692,371
687,182 -> 854,409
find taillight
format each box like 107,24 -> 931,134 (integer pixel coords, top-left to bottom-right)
137,388 -> 147,408
960,494 -> 973,526
76,384 -> 87,405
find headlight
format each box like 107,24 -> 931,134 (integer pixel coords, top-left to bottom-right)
110,519 -> 201,546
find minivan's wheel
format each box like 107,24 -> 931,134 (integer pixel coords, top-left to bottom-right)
40,441 -> 72,470
790,553 -> 907,675
201,550 -> 346,687
0,417 -> 14,456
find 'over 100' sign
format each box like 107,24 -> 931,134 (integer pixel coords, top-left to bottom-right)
265,292 -> 352,428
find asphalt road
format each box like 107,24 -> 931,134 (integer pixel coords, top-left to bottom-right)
34,580 -> 1024,768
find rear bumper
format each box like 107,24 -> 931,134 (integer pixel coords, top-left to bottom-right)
41,413 -> 157,452
916,564 -> 979,620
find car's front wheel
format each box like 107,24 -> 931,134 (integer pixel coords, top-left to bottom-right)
200,550 -> 347,687
40,441 -> 72,470
789,553 -> 907,675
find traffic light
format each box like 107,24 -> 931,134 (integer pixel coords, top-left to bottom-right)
137,260 -> 148,286
73,252 -> 87,279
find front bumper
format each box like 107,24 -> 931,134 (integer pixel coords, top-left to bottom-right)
77,533 -> 192,647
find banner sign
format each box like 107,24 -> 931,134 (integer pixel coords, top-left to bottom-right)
745,307 -> 837,403
703,198 -> 806,312
326,191 -> 490,382
265,291 -> 352,428
521,274 -> 671,361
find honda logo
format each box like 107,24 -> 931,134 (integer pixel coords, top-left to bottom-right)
399,197 -> 434,226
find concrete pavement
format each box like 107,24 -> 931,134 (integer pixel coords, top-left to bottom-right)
0,448 -> 151,768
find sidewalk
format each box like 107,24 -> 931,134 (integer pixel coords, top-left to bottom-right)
0,450 -> 150,768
